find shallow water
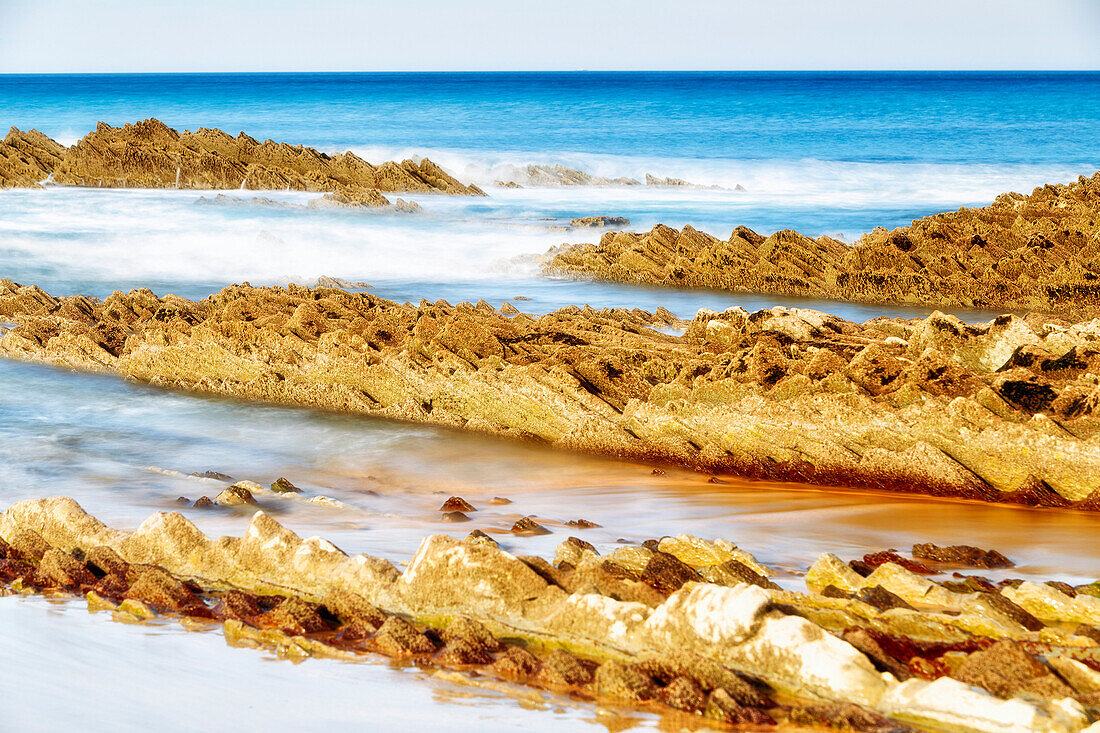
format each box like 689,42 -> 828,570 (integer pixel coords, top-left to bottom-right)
0,594 -> 646,733
0,186 -> 1008,323
2,359 -> 1097,586
2,357 -> 1099,729
2,71 -> 1100,730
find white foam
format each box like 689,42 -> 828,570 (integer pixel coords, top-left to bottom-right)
345,145 -> 1087,207
0,159 -> 1089,293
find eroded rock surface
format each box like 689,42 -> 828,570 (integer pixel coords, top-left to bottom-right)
1,497 -> 1096,732
0,119 -> 484,199
0,127 -> 68,187
571,216 -> 630,228
2,280 -> 1099,506
545,173 -> 1100,317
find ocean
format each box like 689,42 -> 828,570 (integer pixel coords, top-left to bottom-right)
2,71 -> 1099,731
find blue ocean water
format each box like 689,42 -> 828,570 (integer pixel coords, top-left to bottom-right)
2,71 -> 1099,166
0,71 -> 1098,314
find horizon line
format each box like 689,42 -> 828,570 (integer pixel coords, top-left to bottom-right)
1,68 -> 1099,76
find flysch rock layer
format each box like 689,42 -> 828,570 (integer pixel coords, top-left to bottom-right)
544,173 -> 1100,318
2,496 -> 1095,732
0,127 -> 68,188
0,119 -> 485,202
1,280 -> 1099,507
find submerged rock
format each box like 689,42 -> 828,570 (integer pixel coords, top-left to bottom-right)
570,216 -> 629,228
565,518 -> 600,528
912,542 -> 1014,569
214,485 -> 258,506
511,517 -> 551,535
439,496 -> 476,512
270,477 -> 302,494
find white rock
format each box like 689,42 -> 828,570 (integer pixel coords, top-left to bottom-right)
879,676 -> 1087,733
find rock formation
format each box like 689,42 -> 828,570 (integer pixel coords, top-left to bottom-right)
2,496 -> 1098,732
571,216 -> 630,227
492,164 -> 730,189
195,191 -> 423,212
0,119 -> 485,198
1,279 -> 1098,507
644,173 -> 724,190
0,127 -> 68,187
545,173 -> 1100,318
521,164 -> 641,187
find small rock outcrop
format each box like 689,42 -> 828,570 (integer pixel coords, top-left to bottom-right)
519,164 -> 640,187
644,173 -> 724,190
570,216 -> 630,228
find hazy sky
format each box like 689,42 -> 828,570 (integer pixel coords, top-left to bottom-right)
1,0 -> 1098,73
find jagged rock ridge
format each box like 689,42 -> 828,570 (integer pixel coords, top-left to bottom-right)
545,173 -> 1100,317
0,119 -> 485,200
1,280 -> 1098,506
2,496 -> 1097,732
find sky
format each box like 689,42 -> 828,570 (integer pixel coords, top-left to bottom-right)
1,0 -> 1098,73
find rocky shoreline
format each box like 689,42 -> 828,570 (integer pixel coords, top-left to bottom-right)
0,118 -> 485,205
0,279 -> 1098,508
3,494 -> 1100,732
544,173 -> 1100,318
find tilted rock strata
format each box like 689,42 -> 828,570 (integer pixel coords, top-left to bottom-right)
499,164 -> 729,190
0,128 -> 68,187
0,119 -> 484,197
545,173 -> 1100,317
1,280 -> 1099,505
520,164 -> 641,187
197,191 -> 423,212
2,498 -> 1097,731
571,216 -> 630,228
